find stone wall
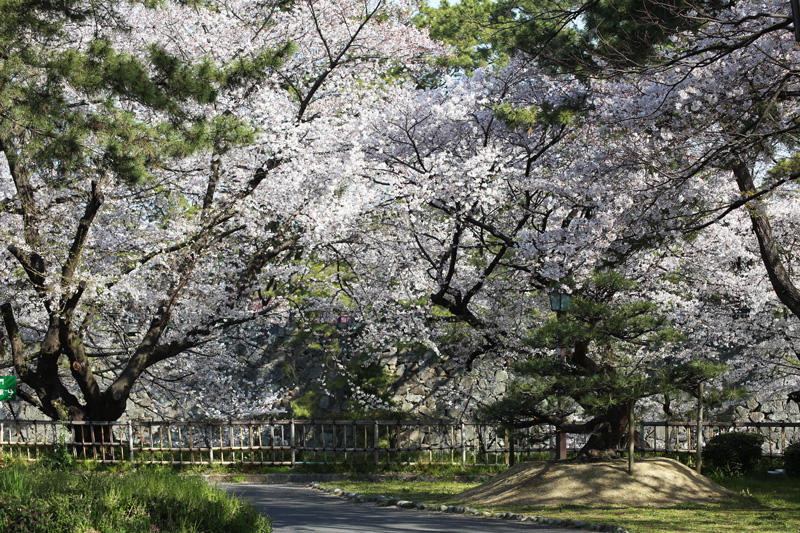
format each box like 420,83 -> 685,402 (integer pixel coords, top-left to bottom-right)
731,396 -> 800,424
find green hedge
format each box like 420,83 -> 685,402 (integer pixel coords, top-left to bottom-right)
703,432 -> 764,475
785,442 -> 800,477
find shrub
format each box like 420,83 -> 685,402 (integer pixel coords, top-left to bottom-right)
785,441 -> 800,477
40,433 -> 76,471
703,431 -> 764,475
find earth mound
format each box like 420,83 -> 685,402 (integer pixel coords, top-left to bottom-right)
459,457 -> 733,507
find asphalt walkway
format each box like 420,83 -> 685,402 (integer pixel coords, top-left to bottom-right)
220,483 -> 582,533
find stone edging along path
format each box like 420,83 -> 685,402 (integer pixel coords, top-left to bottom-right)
200,473 -> 490,483
200,473 -> 349,484
309,482 -> 631,533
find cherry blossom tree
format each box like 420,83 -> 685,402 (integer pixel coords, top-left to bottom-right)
0,0 -> 443,423
319,0 -> 800,442
582,0 -> 799,310
579,0 -> 800,403
310,57 -> 699,450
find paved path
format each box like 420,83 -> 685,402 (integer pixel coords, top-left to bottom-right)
220,483 -> 578,533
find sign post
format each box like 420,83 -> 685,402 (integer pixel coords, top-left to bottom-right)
0,376 -> 16,401
549,288 -> 571,461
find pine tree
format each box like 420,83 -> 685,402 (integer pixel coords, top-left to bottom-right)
418,0 -> 726,73
479,271 -> 684,455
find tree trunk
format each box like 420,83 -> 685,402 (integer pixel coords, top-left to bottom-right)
579,403 -> 629,457
56,402 -> 124,457
733,162 -> 800,319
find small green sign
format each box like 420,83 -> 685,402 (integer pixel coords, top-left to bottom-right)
0,376 -> 17,401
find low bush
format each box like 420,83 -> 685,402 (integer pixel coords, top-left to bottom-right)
703,431 -> 764,475
785,441 -> 800,477
39,433 -> 76,471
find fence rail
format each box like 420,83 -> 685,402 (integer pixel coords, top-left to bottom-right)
640,420 -> 800,457
0,419 -> 797,465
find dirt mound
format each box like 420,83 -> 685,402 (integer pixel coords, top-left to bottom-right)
459,458 -> 733,508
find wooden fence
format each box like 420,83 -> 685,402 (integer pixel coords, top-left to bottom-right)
640,420 -> 800,457
1,418 -> 797,465
0,419 -> 578,465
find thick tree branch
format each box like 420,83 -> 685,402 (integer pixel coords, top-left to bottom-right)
1,303 -> 31,380
7,245 -> 48,300
104,226 -> 211,411
60,180 -> 104,296
680,171 -> 799,233
0,136 -> 40,247
58,282 -> 101,404
0,303 -> 81,419
202,152 -> 222,211
734,162 -> 800,318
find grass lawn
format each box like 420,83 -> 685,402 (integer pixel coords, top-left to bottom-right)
320,471 -> 800,533
174,461 -> 508,478
0,460 -> 271,533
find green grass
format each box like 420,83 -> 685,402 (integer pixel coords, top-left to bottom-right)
0,459 -> 271,533
319,469 -> 800,533
66,458 -> 507,479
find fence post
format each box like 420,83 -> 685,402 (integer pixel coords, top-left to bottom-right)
782,424 -> 787,453
290,419 -> 296,467
373,421 -> 379,465
627,400 -> 635,475
506,429 -> 515,466
208,424 -> 214,464
461,422 -> 466,465
127,421 -> 134,462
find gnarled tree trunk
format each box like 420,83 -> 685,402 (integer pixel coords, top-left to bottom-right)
579,403 -> 630,457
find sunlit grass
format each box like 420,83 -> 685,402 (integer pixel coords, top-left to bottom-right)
321,470 -> 800,533
66,457 -> 508,478
0,459 -> 271,533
